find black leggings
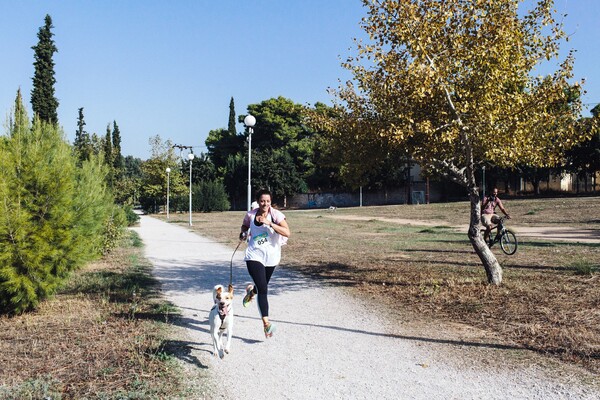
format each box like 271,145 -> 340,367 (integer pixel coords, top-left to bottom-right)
246,260 -> 276,318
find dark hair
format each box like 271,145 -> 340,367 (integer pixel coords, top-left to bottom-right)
255,188 -> 272,201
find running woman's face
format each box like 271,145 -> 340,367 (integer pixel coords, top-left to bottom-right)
258,194 -> 271,211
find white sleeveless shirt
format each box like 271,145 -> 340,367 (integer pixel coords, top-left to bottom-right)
243,208 -> 286,266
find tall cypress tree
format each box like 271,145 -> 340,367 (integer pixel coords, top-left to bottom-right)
73,107 -> 92,163
228,97 -> 236,136
10,89 -> 28,135
31,14 -> 59,124
111,120 -> 124,175
103,124 -> 113,187
103,124 -> 113,166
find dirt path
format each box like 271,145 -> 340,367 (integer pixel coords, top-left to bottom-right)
324,214 -> 600,243
132,216 -> 599,399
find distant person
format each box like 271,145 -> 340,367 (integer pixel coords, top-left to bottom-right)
481,187 -> 511,243
239,189 -> 291,338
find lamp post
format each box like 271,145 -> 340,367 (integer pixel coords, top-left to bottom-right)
482,165 -> 486,200
166,167 -> 171,220
244,114 -> 256,210
188,153 -> 195,226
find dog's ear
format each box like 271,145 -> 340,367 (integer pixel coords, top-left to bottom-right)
215,286 -> 222,295
228,284 -> 234,295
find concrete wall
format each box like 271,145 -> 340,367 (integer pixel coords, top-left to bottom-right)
287,180 -> 456,209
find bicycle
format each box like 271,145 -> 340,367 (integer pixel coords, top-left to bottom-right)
481,216 -> 518,255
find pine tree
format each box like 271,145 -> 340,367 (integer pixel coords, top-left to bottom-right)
228,97 -> 236,136
31,14 -> 59,124
0,92 -> 116,313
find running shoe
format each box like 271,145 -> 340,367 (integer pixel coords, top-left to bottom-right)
264,322 -> 276,338
242,284 -> 255,308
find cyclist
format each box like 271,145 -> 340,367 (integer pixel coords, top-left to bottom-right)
481,187 -> 511,244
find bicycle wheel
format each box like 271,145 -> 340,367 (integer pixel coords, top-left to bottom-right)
500,229 -> 518,255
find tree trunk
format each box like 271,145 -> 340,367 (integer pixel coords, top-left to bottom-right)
467,190 -> 503,285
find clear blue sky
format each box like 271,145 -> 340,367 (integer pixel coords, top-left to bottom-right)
1,1 -> 598,160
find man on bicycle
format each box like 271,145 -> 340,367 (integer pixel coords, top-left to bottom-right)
481,187 -> 511,244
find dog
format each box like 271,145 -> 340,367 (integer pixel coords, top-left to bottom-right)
328,205 -> 337,212
209,284 -> 234,358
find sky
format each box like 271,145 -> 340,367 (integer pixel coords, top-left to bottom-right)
1,1 -> 599,160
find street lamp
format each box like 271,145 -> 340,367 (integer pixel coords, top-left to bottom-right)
244,114 -> 256,211
166,167 -> 171,220
188,153 -> 195,226
482,165 -> 486,200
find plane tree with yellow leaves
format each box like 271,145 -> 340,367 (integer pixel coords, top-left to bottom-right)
311,0 -> 593,285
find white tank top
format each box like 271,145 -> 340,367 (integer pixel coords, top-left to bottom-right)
244,213 -> 282,266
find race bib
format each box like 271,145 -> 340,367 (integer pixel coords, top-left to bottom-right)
253,232 -> 269,246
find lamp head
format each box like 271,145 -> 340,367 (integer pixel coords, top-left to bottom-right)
244,114 -> 256,127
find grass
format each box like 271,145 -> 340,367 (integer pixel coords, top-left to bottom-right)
1,196 -> 598,396
164,196 -> 600,374
0,231 -> 197,399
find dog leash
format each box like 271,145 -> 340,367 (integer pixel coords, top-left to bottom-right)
229,239 -> 243,287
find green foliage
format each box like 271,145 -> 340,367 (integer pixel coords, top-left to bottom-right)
30,14 -> 59,124
0,95 -> 117,314
123,205 -> 140,226
139,135 -> 186,213
228,96 -> 237,135
191,180 -> 231,212
101,206 -> 127,255
73,107 -> 93,163
112,121 -> 124,174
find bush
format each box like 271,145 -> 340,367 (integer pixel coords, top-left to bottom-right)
123,204 -> 140,226
192,180 -> 231,212
101,206 -> 128,255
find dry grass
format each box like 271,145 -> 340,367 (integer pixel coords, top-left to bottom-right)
165,196 -> 600,373
0,232 -> 190,400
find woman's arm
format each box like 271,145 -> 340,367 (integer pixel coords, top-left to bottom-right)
268,218 -> 290,237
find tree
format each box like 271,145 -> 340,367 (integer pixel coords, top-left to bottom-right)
206,127 -> 244,172
103,124 -> 113,186
228,97 -> 237,136
0,92 -> 114,313
113,155 -> 144,205
222,153 -> 247,210
31,14 -> 59,124
313,0 -> 593,285
565,115 -> 600,192
244,97 -> 318,203
112,121 -> 124,176
73,107 -> 92,163
139,135 -> 186,212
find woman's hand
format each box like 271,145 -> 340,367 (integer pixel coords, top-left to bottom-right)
256,215 -> 271,226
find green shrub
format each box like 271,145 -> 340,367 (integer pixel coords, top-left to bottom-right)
101,206 -> 128,255
192,180 -> 231,212
123,204 -> 140,226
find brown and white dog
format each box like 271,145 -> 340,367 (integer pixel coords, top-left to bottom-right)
209,284 -> 234,358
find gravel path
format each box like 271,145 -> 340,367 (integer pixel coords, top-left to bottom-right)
132,216 -> 599,400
